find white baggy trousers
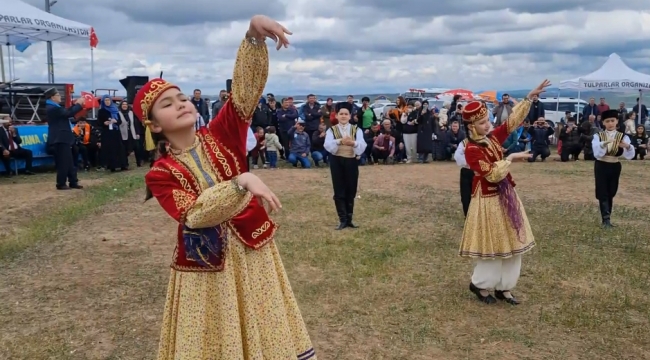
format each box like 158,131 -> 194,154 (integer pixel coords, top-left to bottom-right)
471,255 -> 522,290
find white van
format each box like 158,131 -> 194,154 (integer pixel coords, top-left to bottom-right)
539,97 -> 587,123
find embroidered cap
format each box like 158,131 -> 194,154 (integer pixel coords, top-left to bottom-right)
601,109 -> 618,121
462,101 -> 489,123
132,78 -> 179,152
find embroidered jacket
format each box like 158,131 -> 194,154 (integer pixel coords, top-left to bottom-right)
145,37 -> 276,272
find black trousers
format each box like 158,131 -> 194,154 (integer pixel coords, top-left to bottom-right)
1,148 -> 33,172
54,143 -> 78,187
460,167 -> 474,217
330,155 -> 359,222
594,160 -> 621,221
633,147 -> 646,160
560,143 -> 581,162
529,145 -> 550,162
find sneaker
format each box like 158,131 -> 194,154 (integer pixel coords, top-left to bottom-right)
253,165 -> 259,169
263,164 -> 267,169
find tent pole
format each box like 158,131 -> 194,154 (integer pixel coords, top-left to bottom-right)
91,46 -> 95,119
0,46 -> 5,83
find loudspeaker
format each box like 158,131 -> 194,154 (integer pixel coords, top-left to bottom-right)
119,76 -> 149,104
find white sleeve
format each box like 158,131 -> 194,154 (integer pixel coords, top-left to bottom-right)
622,135 -> 636,160
454,141 -> 467,167
323,129 -> 339,154
246,127 -> 256,152
353,128 -> 367,156
592,134 -> 607,159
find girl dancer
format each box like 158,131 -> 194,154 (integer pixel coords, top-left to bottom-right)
136,15 -> 315,359
459,80 -> 550,306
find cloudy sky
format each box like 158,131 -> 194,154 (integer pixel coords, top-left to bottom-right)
9,0 -> 650,95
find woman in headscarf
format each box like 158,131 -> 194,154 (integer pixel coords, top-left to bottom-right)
98,95 -> 128,172
118,101 -> 144,167
416,99 -> 434,162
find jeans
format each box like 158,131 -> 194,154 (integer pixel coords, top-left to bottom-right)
266,150 -> 278,168
288,152 -> 311,168
311,149 -> 328,165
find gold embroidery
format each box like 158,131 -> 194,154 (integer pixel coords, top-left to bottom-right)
169,166 -> 195,193
251,221 -> 271,239
184,181 -> 253,229
140,79 -> 177,123
599,131 -> 624,156
478,160 -> 491,172
218,141 -> 242,175
505,99 -> 532,134
228,220 -> 277,250
151,166 -> 170,173
485,160 -> 511,183
231,37 -> 269,121
172,189 -> 195,222
202,133 -> 232,178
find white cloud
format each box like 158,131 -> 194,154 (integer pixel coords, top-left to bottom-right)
8,0 -> 650,95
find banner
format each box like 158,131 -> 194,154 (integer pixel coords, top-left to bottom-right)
582,81 -> 650,90
0,125 -> 54,172
0,15 -> 90,37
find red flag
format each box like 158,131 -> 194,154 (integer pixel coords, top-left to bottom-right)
89,27 -> 99,48
81,91 -> 99,109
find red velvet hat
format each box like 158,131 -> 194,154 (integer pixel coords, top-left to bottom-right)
462,101 -> 489,123
133,78 -> 179,125
133,78 -> 179,151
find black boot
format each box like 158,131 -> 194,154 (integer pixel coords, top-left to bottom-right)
494,290 -> 520,305
335,200 -> 347,230
346,200 -> 357,228
599,199 -> 613,228
608,197 -> 616,227
469,283 -> 496,304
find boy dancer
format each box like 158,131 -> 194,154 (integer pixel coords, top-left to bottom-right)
591,109 -> 635,228
324,101 -> 367,230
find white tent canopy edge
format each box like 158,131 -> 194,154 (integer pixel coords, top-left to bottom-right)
559,53 -> 650,92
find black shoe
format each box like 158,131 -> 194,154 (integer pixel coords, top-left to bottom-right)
70,184 -> 84,189
602,219 -> 614,228
335,222 -> 347,230
24,170 -> 35,175
494,290 -> 520,305
346,215 -> 357,228
56,185 -> 71,190
469,283 -> 496,304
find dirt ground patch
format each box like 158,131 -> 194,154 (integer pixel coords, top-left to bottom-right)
1,160 -> 650,359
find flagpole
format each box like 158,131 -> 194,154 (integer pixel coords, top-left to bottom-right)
91,46 -> 95,119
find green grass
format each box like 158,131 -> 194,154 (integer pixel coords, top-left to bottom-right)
0,172 -> 145,259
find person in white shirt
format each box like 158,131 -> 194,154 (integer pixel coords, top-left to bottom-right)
453,138 -> 473,217
245,126 -> 256,171
324,101 -> 367,230
591,109 -> 635,228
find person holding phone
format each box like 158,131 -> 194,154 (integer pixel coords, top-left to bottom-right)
416,100 -> 433,162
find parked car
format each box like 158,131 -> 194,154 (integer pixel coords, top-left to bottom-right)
371,102 -> 396,119
539,97 -> 587,123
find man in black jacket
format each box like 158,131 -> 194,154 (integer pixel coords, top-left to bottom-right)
45,88 -> 85,190
190,89 -> 210,123
0,117 -> 35,176
559,118 -> 581,161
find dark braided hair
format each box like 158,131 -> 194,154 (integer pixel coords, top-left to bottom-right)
144,115 -> 169,202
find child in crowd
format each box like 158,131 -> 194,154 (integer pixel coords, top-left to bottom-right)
265,126 -> 283,169
251,126 -> 266,169
632,124 -> 648,160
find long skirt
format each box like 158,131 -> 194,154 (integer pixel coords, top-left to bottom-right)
459,187 -> 535,259
157,237 -> 316,360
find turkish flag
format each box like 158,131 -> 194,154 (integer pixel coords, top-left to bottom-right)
90,27 -> 99,48
81,91 -> 98,109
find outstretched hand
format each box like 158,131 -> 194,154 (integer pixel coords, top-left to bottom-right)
507,150 -> 531,161
237,172 -> 282,212
527,79 -> 552,99
249,15 -> 292,50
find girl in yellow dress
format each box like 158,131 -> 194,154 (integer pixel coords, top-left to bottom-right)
134,15 -> 316,359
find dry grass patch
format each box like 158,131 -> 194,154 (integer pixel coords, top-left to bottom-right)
1,160 -> 650,359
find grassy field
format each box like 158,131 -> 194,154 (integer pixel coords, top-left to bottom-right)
1,158 -> 649,359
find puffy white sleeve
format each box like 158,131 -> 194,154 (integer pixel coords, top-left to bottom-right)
323,128 -> 339,154
622,135 -> 636,160
246,127 -> 256,152
591,134 -> 607,159
353,127 -> 367,156
454,141 -> 467,167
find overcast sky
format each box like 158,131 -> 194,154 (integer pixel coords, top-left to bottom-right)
11,0 -> 650,95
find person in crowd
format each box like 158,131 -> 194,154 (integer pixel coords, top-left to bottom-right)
252,97 -> 271,129
582,97 -> 599,120
324,101 -> 366,230
299,94 -> 321,140
616,102 -> 628,125
525,94 -> 545,123
191,89 -> 210,122
559,118 -> 582,161
345,95 -> 360,117
320,98 -> 335,127
527,117 -> 553,162
597,97 -> 610,114
310,122 -> 328,167
632,97 -> 648,125
416,100 -> 433,163
517,120 -> 532,151
623,112 -> 636,136
449,94 -> 462,118
276,97 -> 299,156
98,95 -> 128,172
287,119 -> 311,168
356,96 -> 377,131
580,120 -> 598,161
372,127 -> 395,164
0,117 -> 35,176
211,89 -> 228,118
502,123 -> 524,155
73,117 -> 100,170
492,93 -> 514,126
118,101 -> 143,167
361,121 -> 381,165
45,87 -> 84,189
400,102 -> 418,163
135,16 -> 316,359
264,126 -> 282,169
250,126 -> 267,169
591,109 -> 635,228
631,124 -> 648,160
449,103 -> 464,124
380,119 -> 404,162
460,79 -> 549,306
267,96 -> 279,130
446,121 -> 465,159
